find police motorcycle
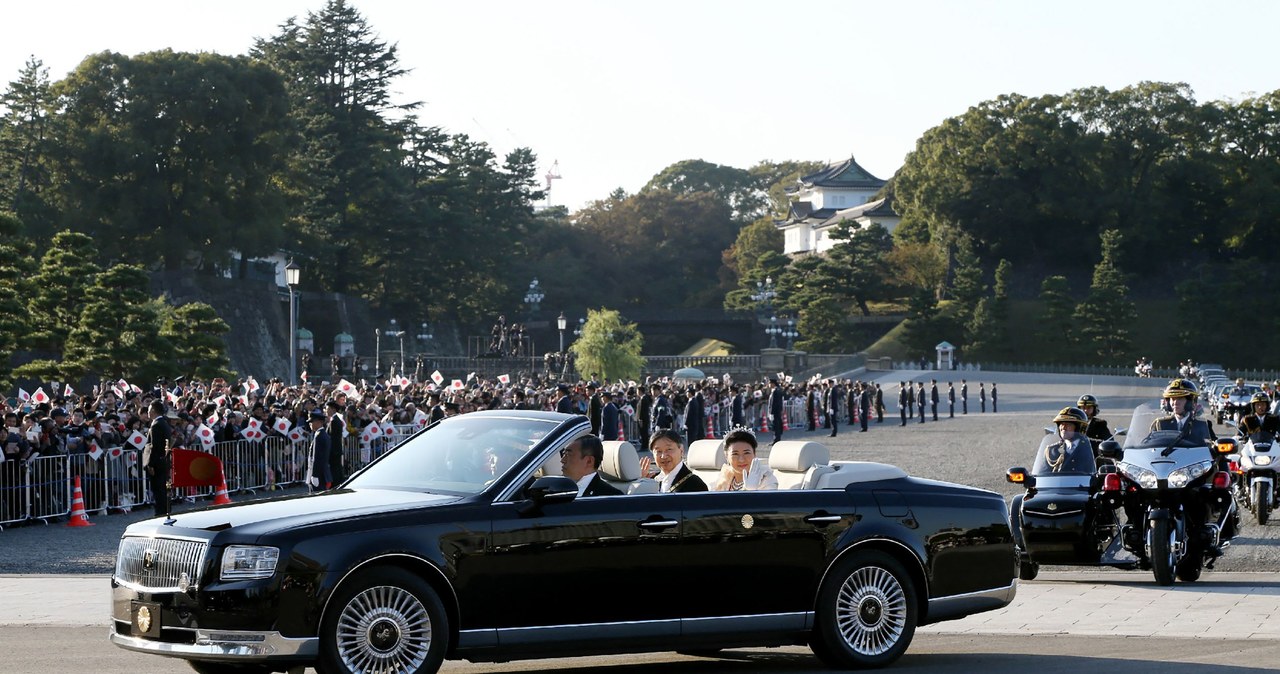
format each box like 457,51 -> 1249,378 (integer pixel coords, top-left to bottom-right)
1099,388 -> 1237,585
1224,392 -> 1279,525
1006,408 -> 1130,581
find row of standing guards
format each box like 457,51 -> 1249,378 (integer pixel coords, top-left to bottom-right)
0,401 -> 809,530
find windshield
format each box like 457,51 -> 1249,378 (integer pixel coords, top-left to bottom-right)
1122,403 -> 1212,450
1031,432 -> 1095,476
347,415 -> 559,495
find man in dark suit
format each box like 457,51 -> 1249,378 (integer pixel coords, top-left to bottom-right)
652,385 -> 675,433
307,410 -> 332,492
917,383 -> 926,424
637,385 -> 654,455
805,385 -> 817,431
947,382 -> 956,418
769,379 -> 784,444
980,383 -> 987,413
646,429 -> 708,493
898,382 -> 908,427
874,383 -> 884,423
684,385 -> 705,444
555,384 -> 574,414
601,392 -> 619,441
859,384 -> 871,432
906,382 -> 915,418
961,380 -> 969,415
560,435 -> 622,497
730,385 -> 745,428
586,383 -> 603,435
428,392 -> 446,424
930,379 -> 940,421
826,381 -> 842,437
327,400 -> 347,484
143,401 -> 173,517
991,383 -> 999,413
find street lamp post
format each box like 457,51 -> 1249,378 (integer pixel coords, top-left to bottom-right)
557,312 -> 567,353
285,260 -> 300,384
523,278 -> 545,321
784,317 -> 798,350
767,315 -> 780,349
574,317 -> 585,339
385,319 -> 406,377
374,328 -> 381,378
750,276 -> 778,352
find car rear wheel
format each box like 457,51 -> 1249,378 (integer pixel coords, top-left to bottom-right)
810,550 -> 917,669
318,567 -> 448,674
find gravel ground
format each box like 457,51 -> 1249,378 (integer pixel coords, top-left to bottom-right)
3,370 -> 1274,574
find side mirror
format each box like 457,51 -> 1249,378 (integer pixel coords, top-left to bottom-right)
1113,427 -> 1126,437
1098,440 -> 1123,460
526,476 -> 579,506
1006,466 -> 1035,490
1215,438 -> 1238,455
1224,419 -> 1238,428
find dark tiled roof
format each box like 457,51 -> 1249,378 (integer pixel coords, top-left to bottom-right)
797,155 -> 886,189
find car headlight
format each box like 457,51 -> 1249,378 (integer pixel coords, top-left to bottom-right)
1168,461 -> 1214,489
1117,462 -> 1157,490
1255,455 -> 1273,466
220,545 -> 280,580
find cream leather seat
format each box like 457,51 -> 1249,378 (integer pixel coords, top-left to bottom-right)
686,439 -> 725,488
600,441 -> 658,495
768,441 -> 831,489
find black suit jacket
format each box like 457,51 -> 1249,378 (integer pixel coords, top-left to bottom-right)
583,473 -> 623,497
143,417 -> 172,470
769,388 -> 784,418
665,463 -> 708,493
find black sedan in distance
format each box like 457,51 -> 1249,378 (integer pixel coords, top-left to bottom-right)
109,411 -> 1016,673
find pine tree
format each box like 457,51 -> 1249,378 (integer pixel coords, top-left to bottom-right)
1037,275 -> 1078,362
965,297 -> 998,361
62,264 -> 173,381
949,235 -> 985,328
162,302 -> 235,380
0,56 -> 55,220
0,212 -> 33,388
1074,230 -> 1137,361
24,230 -> 97,353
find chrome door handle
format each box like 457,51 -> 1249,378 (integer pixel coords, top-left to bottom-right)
638,519 -> 679,530
805,514 -> 843,524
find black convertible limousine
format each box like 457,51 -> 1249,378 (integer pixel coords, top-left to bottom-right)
110,411 -> 1016,673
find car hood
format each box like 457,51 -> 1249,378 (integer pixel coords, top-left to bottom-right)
135,488 -> 464,539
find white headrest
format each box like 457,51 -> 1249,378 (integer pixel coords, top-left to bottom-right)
687,439 -> 725,471
769,441 -> 830,472
600,441 -> 641,481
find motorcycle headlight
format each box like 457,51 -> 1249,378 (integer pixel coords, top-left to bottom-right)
1255,455 -> 1273,466
220,545 -> 280,580
1168,460 -> 1214,489
1117,462 -> 1158,490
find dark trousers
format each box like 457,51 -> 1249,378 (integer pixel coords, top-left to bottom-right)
772,415 -> 783,443
963,399 -> 968,414
829,412 -> 838,437
918,405 -> 925,423
860,409 -> 869,431
949,403 -> 955,418
877,406 -> 883,423
993,399 -> 998,413
900,408 -> 907,426
148,464 -> 170,517
931,403 -> 938,421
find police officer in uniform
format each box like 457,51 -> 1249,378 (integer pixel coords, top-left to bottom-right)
898,382 -> 908,426
143,401 -> 173,517
1077,394 -> 1112,455
1238,392 -> 1280,440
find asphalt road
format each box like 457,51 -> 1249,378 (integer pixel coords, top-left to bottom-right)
1,370 -> 1275,574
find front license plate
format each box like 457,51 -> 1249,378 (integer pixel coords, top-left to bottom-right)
131,601 -> 162,637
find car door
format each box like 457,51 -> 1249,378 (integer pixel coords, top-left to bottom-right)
468,492 -> 684,644
676,489 -> 855,625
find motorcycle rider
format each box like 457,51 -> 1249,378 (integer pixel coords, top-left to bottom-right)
1078,394 -> 1112,456
1237,391 -> 1280,440
1150,378 -> 1215,446
1043,407 -> 1095,473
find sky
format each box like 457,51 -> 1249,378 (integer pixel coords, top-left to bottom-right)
5,0 -> 1279,212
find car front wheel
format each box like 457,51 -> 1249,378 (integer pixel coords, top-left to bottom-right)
317,566 -> 448,674
810,550 -> 917,669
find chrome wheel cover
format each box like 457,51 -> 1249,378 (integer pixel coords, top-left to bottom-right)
335,584 -> 432,673
835,565 -> 907,656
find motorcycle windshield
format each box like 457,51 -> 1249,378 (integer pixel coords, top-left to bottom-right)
1122,403 -> 1212,450
1030,432 -> 1096,476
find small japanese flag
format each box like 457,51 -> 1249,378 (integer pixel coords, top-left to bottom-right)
414,409 -> 429,427
213,394 -> 227,408
130,384 -> 143,394
431,370 -> 444,385
361,423 -> 382,445
87,439 -> 104,461
246,377 -> 261,394
127,431 -> 147,450
113,379 -> 129,396
238,394 -> 250,408
165,388 -> 179,405
337,379 -> 358,395
273,417 -> 291,435
63,384 -> 74,398
398,376 -> 411,388
31,386 -> 49,404
196,424 -> 216,449
246,417 -> 262,431
450,379 -> 464,391
242,427 -> 264,442
425,383 -> 437,392
17,387 -> 30,402
381,421 -> 396,437
110,447 -> 123,459
126,451 -> 137,466
623,404 -> 635,416
288,427 -> 305,443
206,411 -> 220,427
498,374 -> 510,385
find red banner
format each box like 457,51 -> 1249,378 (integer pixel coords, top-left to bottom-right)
171,448 -> 224,488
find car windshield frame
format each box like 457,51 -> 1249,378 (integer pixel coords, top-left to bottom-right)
345,413 -> 567,496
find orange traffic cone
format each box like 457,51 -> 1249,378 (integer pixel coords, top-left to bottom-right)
705,416 -> 716,439
760,411 -> 770,434
783,409 -> 790,431
67,475 -> 94,527
617,419 -> 626,441
212,476 -> 232,506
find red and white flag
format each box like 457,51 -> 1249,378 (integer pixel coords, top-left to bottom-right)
497,374 -> 510,385
130,384 -> 143,394
113,379 -> 129,396
196,424 -> 216,449
212,394 -> 227,408
467,372 -> 476,382
273,417 -> 291,435
430,370 -> 444,386
450,379 -> 464,391
126,431 -> 147,450
337,379 -> 357,396
398,376 -> 411,388
17,387 -> 30,402
381,421 -> 396,437
238,394 -> 250,408
361,422 -> 383,445
241,426 -> 265,442
206,411 -> 220,427
63,384 -> 74,398
246,417 -> 262,431
414,409 -> 429,427
110,446 -> 123,459
245,377 -> 261,394
288,427 -> 306,443
87,439 -> 104,461
165,388 -> 179,405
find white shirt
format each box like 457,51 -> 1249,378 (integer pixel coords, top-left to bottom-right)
574,471 -> 598,497
658,461 -> 687,493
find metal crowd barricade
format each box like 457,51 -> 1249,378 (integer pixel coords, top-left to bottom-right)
210,439 -> 266,495
68,451 -> 112,515
276,438 -> 307,488
28,454 -> 71,521
341,434 -> 363,474
101,448 -> 145,513
0,458 -> 30,529
261,436 -> 289,491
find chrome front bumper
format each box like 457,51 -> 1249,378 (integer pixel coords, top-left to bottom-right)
109,625 -> 318,660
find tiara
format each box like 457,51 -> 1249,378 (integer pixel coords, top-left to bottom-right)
726,424 -> 756,438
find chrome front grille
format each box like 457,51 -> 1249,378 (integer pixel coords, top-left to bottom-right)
115,536 -> 209,591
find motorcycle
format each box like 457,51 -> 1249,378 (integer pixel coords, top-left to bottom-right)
1097,404 -> 1237,585
1005,428 -> 1130,581
1134,360 -> 1153,378
1225,429 -> 1277,525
